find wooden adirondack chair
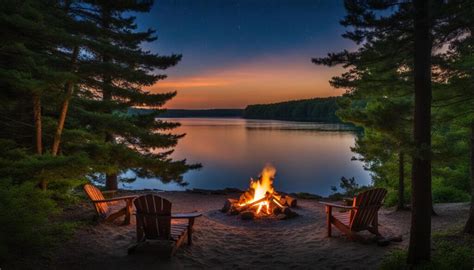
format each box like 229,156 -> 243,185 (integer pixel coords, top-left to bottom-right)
129,194 -> 202,256
321,188 -> 387,240
83,184 -> 136,225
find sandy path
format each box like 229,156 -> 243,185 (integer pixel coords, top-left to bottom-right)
52,191 -> 470,270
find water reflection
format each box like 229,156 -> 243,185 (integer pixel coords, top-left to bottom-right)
120,118 -> 371,196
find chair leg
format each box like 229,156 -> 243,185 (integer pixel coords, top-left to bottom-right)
326,206 -> 332,237
124,199 -> 133,225
136,217 -> 144,242
106,207 -> 127,223
369,214 -> 381,236
188,218 -> 195,245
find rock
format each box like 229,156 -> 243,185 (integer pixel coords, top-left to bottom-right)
276,214 -> 287,220
241,211 -> 255,220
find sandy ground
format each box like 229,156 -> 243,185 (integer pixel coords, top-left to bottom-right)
51,191 -> 470,270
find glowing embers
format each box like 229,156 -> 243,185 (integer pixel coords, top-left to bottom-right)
221,164 -> 298,220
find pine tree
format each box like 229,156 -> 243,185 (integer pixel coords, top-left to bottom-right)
312,0 -> 464,264
62,0 -> 199,189
432,1 -> 474,233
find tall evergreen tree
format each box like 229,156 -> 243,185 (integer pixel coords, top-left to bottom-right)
63,0 -> 199,189
312,0 -> 469,264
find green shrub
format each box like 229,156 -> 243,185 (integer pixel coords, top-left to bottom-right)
380,240 -> 473,270
0,180 -> 75,265
432,186 -> 470,203
384,188 -> 411,207
380,250 -> 410,270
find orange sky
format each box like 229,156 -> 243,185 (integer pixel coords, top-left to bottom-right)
145,55 -> 345,109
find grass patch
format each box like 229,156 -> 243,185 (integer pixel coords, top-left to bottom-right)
0,180 -> 79,268
380,229 -> 474,270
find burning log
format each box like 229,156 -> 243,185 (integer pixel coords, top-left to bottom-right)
236,195 -> 270,212
238,190 -> 254,204
220,164 -> 299,220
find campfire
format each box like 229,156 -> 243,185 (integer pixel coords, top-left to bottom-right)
221,165 -> 298,220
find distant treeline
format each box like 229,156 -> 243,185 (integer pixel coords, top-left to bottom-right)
130,108 -> 244,118
243,97 -> 341,122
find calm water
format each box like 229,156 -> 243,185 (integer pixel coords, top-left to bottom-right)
120,118 -> 371,196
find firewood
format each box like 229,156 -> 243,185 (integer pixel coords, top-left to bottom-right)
285,196 -> 297,207
238,191 -> 253,204
272,206 -> 282,215
221,198 -> 237,213
271,195 -> 284,208
237,196 -> 269,212
273,194 -> 282,202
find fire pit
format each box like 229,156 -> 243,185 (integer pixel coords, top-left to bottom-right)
221,165 -> 298,220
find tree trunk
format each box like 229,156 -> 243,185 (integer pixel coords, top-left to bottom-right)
464,121 -> 474,234
52,46 -> 79,156
407,0 -> 433,265
33,94 -> 42,155
397,151 -> 407,211
101,8 -> 118,190
106,173 -> 118,191
33,94 -> 48,190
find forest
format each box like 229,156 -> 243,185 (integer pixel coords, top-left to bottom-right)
0,0 -> 199,264
243,97 -> 341,122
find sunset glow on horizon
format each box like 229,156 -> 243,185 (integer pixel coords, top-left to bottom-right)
138,0 -> 351,109
146,56 -> 346,109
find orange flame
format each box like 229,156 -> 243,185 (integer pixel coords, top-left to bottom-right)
240,164 -> 276,215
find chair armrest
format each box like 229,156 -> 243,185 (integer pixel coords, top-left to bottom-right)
93,195 -> 137,203
319,201 -> 357,209
171,212 -> 202,219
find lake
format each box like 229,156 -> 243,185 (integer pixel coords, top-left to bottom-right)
119,118 -> 371,196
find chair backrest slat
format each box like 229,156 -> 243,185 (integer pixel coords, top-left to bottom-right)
350,188 -> 387,230
84,184 -> 109,217
134,194 -> 172,240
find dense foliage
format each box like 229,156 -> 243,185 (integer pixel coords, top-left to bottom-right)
314,0 -> 474,265
0,0 -> 197,264
243,97 -> 341,122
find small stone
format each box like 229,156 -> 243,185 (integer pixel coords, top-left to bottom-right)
241,211 -> 255,220
276,214 -> 287,220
